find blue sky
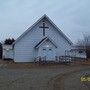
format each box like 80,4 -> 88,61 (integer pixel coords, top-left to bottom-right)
0,0 -> 90,43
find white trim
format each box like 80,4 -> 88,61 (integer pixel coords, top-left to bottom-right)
13,14 -> 73,45
35,37 -> 58,48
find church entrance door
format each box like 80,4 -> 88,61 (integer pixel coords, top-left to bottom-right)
37,39 -> 57,61
41,46 -> 55,61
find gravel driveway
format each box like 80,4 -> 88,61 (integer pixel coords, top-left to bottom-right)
0,64 -> 90,90
53,68 -> 90,90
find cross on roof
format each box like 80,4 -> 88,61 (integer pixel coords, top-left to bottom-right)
39,21 -> 49,36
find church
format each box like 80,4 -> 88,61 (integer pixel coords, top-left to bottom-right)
12,14 -> 73,62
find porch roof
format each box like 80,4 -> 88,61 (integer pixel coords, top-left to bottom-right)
34,37 -> 58,48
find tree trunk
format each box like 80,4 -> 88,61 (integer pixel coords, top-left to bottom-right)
86,49 -> 90,59
0,45 -> 2,59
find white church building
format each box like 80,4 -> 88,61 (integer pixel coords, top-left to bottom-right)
3,15 -> 74,62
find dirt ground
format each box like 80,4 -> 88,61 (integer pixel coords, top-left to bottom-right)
0,60 -> 90,90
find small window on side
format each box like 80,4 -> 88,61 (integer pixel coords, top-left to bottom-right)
79,51 -> 83,53
49,49 -> 52,51
43,48 -> 46,50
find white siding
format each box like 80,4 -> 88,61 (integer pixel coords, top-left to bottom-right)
14,18 -> 72,62
37,40 -> 56,60
3,45 -> 14,59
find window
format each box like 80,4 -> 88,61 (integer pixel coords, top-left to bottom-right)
43,48 -> 46,50
49,49 -> 52,51
79,51 -> 83,53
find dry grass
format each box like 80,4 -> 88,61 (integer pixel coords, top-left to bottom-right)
0,59 -> 65,69
74,59 -> 90,65
0,59 -> 90,69
0,59 -> 90,90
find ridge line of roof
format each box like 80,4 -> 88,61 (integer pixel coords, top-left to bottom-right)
13,14 -> 73,45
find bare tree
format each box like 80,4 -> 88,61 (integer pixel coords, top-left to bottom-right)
76,35 -> 90,58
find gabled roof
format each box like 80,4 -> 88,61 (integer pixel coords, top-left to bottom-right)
13,14 -> 73,45
35,37 -> 58,48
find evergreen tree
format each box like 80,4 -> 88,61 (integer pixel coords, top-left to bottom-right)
4,38 -> 15,45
